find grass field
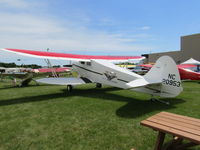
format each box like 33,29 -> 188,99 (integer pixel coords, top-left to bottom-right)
0,79 -> 200,150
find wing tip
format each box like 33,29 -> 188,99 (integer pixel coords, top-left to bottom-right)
1,48 -> 8,51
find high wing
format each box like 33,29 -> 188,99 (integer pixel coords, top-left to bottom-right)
178,64 -> 196,69
1,48 -> 144,62
178,67 -> 200,80
32,67 -> 70,73
1,48 -> 143,86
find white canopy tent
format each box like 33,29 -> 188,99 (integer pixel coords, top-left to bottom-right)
181,58 -> 200,65
181,58 -> 200,72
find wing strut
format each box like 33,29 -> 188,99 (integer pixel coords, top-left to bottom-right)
44,48 -> 58,78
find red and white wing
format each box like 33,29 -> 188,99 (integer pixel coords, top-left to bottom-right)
177,64 -> 196,69
1,48 -> 145,62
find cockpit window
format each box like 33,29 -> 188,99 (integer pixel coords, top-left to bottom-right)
86,62 -> 91,66
80,61 -> 85,65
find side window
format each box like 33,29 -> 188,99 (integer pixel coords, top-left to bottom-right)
80,61 -> 85,65
86,62 -> 91,66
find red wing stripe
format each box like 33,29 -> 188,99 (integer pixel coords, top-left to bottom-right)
3,48 -> 144,60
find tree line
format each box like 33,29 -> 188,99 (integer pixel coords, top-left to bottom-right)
0,62 -> 42,69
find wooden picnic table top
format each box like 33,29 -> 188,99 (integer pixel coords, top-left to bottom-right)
141,111 -> 200,144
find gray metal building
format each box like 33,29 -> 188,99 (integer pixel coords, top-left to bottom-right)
142,33 -> 200,64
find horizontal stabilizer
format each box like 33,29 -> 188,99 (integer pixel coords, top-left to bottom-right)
36,77 -> 87,85
126,78 -> 161,89
131,56 -> 183,97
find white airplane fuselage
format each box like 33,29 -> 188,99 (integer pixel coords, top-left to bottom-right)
73,59 -> 141,89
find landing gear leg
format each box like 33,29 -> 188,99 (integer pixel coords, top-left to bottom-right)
67,85 -> 73,92
96,83 -> 102,88
150,95 -> 170,105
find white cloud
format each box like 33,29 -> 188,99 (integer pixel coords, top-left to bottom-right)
0,0 -> 31,9
0,12 -> 151,53
139,26 -> 151,30
0,0 -> 155,63
0,13 -> 64,35
98,17 -> 116,26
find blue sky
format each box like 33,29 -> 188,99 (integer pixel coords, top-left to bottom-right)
0,0 -> 200,65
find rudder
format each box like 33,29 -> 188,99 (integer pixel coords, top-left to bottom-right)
144,56 -> 183,97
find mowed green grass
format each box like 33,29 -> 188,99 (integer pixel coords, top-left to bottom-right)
0,80 -> 200,150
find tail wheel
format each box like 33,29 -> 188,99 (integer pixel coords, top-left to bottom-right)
96,83 -> 102,88
67,85 -> 73,92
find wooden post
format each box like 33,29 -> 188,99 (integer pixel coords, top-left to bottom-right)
154,131 -> 165,150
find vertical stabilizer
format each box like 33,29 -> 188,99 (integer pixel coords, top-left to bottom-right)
143,56 -> 183,97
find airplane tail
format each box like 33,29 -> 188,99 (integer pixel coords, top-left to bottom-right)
127,56 -> 183,97
144,56 -> 183,97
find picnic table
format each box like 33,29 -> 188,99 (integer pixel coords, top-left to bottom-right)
140,112 -> 200,150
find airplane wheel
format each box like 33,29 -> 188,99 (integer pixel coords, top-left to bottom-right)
67,85 -> 73,92
96,83 -> 102,88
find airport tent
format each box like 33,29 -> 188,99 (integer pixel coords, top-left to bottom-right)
182,58 -> 200,72
181,58 -> 200,65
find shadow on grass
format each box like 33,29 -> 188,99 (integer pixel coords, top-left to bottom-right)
0,84 -> 50,90
0,84 -> 61,90
78,88 -> 185,118
0,92 -> 67,106
62,87 -> 185,118
0,86 -> 185,118
0,87 -> 119,107
116,98 -> 185,118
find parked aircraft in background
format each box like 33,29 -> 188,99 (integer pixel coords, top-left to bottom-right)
0,65 -> 71,86
32,67 -> 71,78
140,63 -> 200,80
32,67 -> 70,73
178,64 -> 200,80
179,58 -> 200,80
1,48 -> 183,100
0,67 -> 31,74
0,67 -> 34,86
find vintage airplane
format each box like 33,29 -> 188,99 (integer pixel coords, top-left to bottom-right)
1,48 -> 183,100
178,64 -> 200,80
0,65 -> 71,87
32,67 -> 70,73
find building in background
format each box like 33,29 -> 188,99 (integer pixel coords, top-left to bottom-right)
142,33 -> 200,64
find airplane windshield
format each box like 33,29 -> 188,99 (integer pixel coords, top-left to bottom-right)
188,66 -> 200,72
